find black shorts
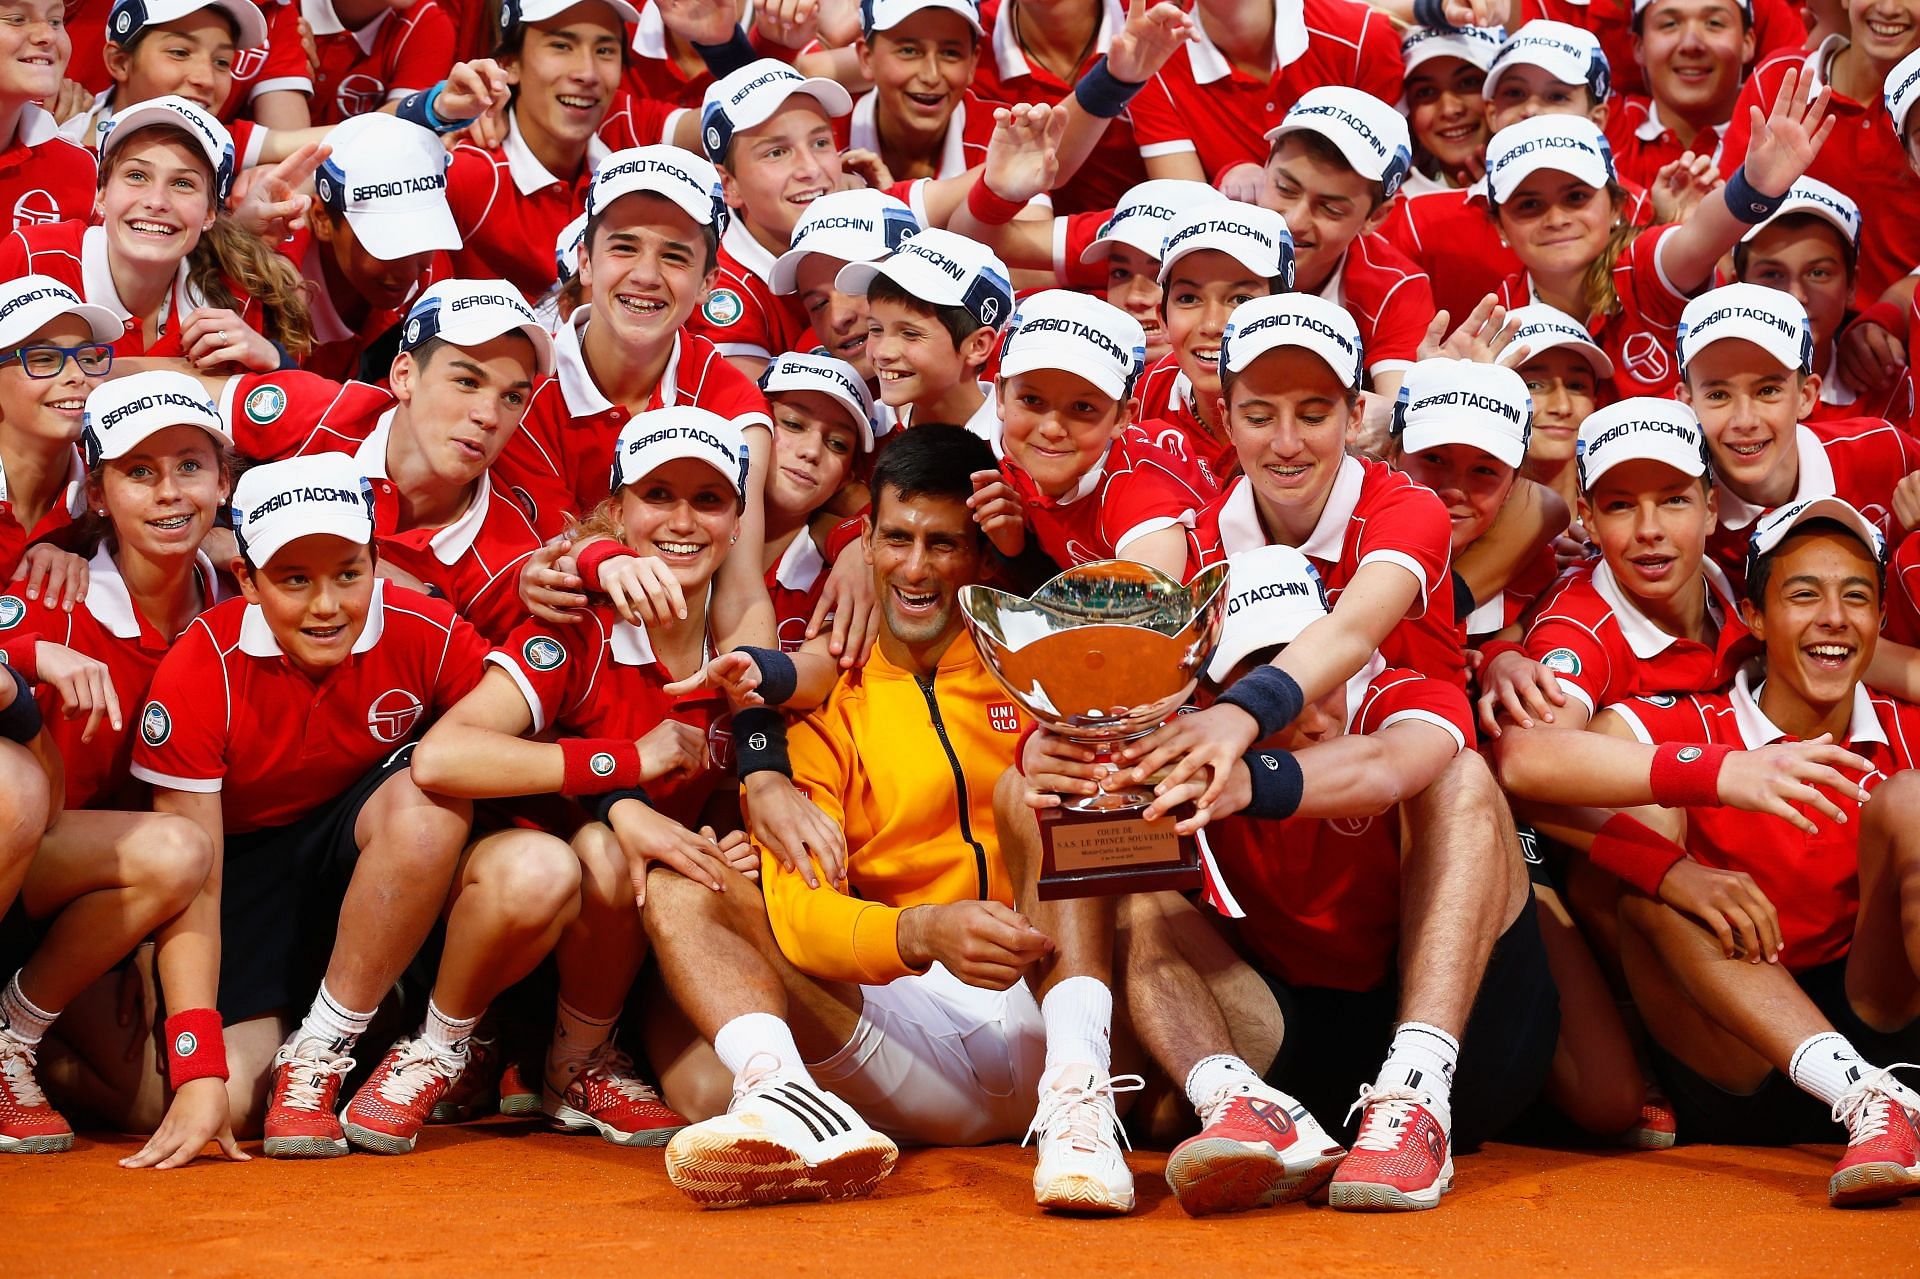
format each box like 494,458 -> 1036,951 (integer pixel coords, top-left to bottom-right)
1653,960 -> 1920,1146
1261,897 -> 1561,1151
1515,821 -> 1559,890
217,744 -> 418,1025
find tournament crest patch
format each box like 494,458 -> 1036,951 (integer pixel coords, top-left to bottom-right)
701,288 -> 744,327
0,596 -> 23,630
1540,648 -> 1582,677
522,636 -> 565,671
140,701 -> 172,746
244,384 -> 287,425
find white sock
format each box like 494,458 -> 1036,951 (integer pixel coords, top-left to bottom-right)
1183,1053 -> 1262,1113
1041,976 -> 1113,1080
546,1000 -> 616,1091
291,982 -> 374,1056
1376,1021 -> 1459,1111
1789,1032 -> 1882,1108
712,1011 -> 811,1085
421,998 -> 478,1060
0,971 -> 57,1047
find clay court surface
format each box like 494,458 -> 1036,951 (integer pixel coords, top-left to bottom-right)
9,1127 -> 1919,1277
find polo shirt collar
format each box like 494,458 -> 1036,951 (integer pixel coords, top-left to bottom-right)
302,0 -> 385,48
1188,0 -> 1307,85
1215,476 -> 1267,555
14,103 -> 58,149
773,528 -> 825,588
0,447 -> 85,519
722,216 -> 779,286
81,224 -> 194,330
1729,660 -> 1886,749
1634,99 -> 1729,148
1819,346 -> 1858,408
1591,556 -> 1736,659
238,577 -> 388,657
610,616 -> 658,665
1297,453 -> 1365,562
83,544 -> 223,640
848,90 -> 970,178
353,412 -> 494,564
504,112 -> 563,195
1714,423 -> 1834,533
991,0 -> 1121,81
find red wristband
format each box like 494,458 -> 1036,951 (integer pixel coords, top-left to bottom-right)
1013,720 -> 1040,775
1648,740 -> 1734,809
1588,813 -> 1687,897
164,1008 -> 228,1088
825,511 -> 868,563
966,176 -> 1026,226
561,737 -> 644,794
1475,639 -> 1529,667
574,539 -> 638,594
0,632 -> 40,681
1847,300 -> 1906,342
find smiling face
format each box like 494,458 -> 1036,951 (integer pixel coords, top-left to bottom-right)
997,368 -> 1131,499
238,533 -> 376,678
865,294 -> 981,408
1519,347 -> 1600,462
105,12 -> 238,113
1579,458 -> 1715,605
1636,0 -> 1752,128
0,0 -> 69,101
1484,64 -> 1603,132
1227,347 -> 1356,524
1495,171 -> 1615,282
1395,441 -> 1518,551
766,389 -> 858,519
1406,55 -> 1490,180
858,11 -> 977,148
1162,250 -> 1271,407
97,129 -> 217,274
582,192 -> 718,350
389,333 -> 539,487
1845,0 -> 1920,70
1260,135 -> 1382,292
795,253 -> 874,377
864,484 -> 980,647
506,4 -> 624,158
1744,525 -> 1883,710
1678,337 -> 1817,501
617,456 -> 741,594
1104,243 -> 1167,362
722,97 -> 842,244
1738,218 -> 1853,357
0,317 -> 106,446
310,207 -> 435,312
95,423 -> 228,563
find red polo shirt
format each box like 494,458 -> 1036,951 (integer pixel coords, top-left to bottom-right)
447,116 -> 607,303
220,0 -> 314,123
0,108 -> 97,233
0,447 -> 86,581
1314,233 -> 1435,382
1497,222 -> 1690,398
684,218 -> 810,365
999,426 -> 1215,568
1134,354 -> 1237,488
218,369 -> 393,460
305,0 -> 454,125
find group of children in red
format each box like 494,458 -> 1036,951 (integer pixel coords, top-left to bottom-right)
0,0 -> 1918,1225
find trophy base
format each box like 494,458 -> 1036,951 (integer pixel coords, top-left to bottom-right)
1036,804 -> 1203,900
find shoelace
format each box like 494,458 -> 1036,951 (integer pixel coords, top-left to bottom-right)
1023,1073 -> 1145,1155
375,1039 -> 468,1106
1345,1083 -> 1429,1154
578,1040 -> 663,1104
276,1048 -> 356,1112
0,1039 -> 49,1108
1196,1081 -> 1257,1129
1831,1062 -> 1920,1139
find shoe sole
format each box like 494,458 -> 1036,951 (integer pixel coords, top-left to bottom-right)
500,1093 -> 541,1117
665,1133 -> 897,1208
1620,1128 -> 1678,1151
0,1132 -> 74,1154
343,1121 -> 420,1155
1034,1173 -> 1136,1215
1829,1161 -> 1920,1206
1165,1140 -> 1343,1216
261,1134 -> 349,1159
1328,1175 -> 1452,1212
546,1102 -> 683,1147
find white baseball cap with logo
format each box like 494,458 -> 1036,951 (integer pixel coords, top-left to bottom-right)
1506,303 -> 1615,378
587,145 -> 729,230
1484,113 -> 1615,204
835,228 -> 1015,331
1484,20 -> 1611,100
1747,495 -> 1886,566
1156,203 -> 1295,286
613,407 -> 751,500
84,370 -> 230,464
1677,282 -> 1812,378
1393,358 -> 1533,469
555,211 -> 589,284
1079,179 -> 1225,265
314,113 -> 460,262
500,0 -> 641,31
1739,176 -> 1860,248
770,189 -> 920,294
232,452 -> 374,567
997,290 -> 1146,401
398,279 -> 555,377
101,95 -> 236,201
860,0 -> 984,37
701,59 -> 853,162
1576,397 -> 1708,491
1401,23 -> 1506,75
1219,294 -> 1366,390
1206,545 -> 1331,683
1264,86 -> 1415,200
1888,46 -> 1920,143
108,0 -> 267,48
0,276 -> 122,349
760,351 -> 876,451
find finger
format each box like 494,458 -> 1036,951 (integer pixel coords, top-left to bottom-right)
216,1129 -> 249,1161
829,588 -> 856,659
1747,889 -> 1784,962
1724,905 -> 1761,963
22,553 -> 47,600
1496,686 -> 1534,731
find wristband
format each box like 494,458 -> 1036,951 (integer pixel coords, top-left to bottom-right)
1412,0 -> 1466,28
1013,720 -> 1040,775
1648,740 -> 1734,809
1218,664 -> 1305,740
576,539 -> 639,593
1723,165 -> 1788,225
0,665 -> 41,744
1242,749 -> 1304,820
735,645 -> 798,706
560,738 -> 644,795
1073,54 -> 1143,119
1589,812 -> 1687,897
733,705 -> 792,779
0,631 -> 40,680
966,176 -> 1026,226
164,1008 -> 229,1088
692,25 -> 759,78
395,82 -> 473,133
1846,300 -> 1906,341
1475,639 -> 1529,668
825,511 -> 868,564
588,784 -> 653,825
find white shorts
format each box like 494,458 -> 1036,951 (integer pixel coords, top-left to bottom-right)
809,962 -> 1046,1147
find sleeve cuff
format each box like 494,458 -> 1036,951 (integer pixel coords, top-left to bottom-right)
851,902 -> 910,983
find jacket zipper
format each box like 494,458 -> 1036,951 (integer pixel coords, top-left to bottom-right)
916,672 -> 990,900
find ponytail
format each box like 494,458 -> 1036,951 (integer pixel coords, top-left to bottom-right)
188,218 -> 316,360
1580,183 -> 1639,321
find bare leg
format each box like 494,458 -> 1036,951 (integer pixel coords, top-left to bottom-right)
1846,771 -> 1920,1033
995,770 -> 1114,997
1116,891 -> 1282,1087
553,822 -> 647,1022
0,739 -> 50,917
430,830 -> 581,1020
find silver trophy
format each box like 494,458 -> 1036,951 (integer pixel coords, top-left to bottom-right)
960,560 -> 1231,898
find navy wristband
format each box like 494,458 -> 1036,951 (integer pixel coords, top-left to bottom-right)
1412,0 -> 1464,30
1073,55 -> 1142,119
1218,664 -> 1305,740
1723,165 -> 1787,225
1242,750 -> 1304,820
733,706 -> 792,779
0,665 -> 41,744
396,82 -> 473,133
693,26 -> 759,78
736,645 -> 798,707
588,785 -> 653,825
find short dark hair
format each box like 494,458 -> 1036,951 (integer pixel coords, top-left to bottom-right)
869,423 -> 993,529
1745,517 -> 1886,609
582,195 -> 720,275
865,275 -> 988,353
1731,211 -> 1858,279
1268,129 -> 1388,210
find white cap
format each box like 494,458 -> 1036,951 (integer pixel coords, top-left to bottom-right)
1219,294 -> 1366,389
1484,20 -> 1611,101
101,95 -> 235,201
997,290 -> 1146,401
1485,113 -> 1614,204
1393,358 -> 1533,469
701,59 -> 852,162
835,228 -> 1014,331
397,279 -> 555,376
1206,545 -> 1332,683
1264,86 -> 1414,200
1740,176 -> 1861,248
84,370 -> 229,464
555,211 -> 588,284
1156,203 -> 1295,287
770,188 -> 919,294
587,145 -> 728,231
1576,397 -> 1707,491
1079,179 -> 1225,265
1677,283 -> 1811,378
612,407 -> 751,499
759,351 -> 876,451
1507,303 -> 1615,377
860,0 -> 984,37
1889,46 -> 1920,141
108,0 -> 266,47
233,453 -> 374,567
499,0 -> 641,33
314,114 -> 459,262
1747,495 -> 1886,567
1401,23 -> 1507,74
0,276 -> 122,349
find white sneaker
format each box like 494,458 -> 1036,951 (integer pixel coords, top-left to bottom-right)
1025,1065 -> 1144,1214
665,1056 -> 898,1209
1165,1078 -> 1345,1215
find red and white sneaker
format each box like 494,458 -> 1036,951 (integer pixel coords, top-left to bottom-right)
343,1036 -> 467,1154
1617,1089 -> 1677,1151
1165,1081 -> 1345,1216
262,1042 -> 355,1159
1329,1085 -> 1454,1212
0,1034 -> 73,1154
1829,1065 -> 1920,1207
498,1060 -> 540,1116
544,1040 -> 686,1146
431,1035 -> 505,1123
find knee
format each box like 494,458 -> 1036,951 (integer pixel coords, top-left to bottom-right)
374,790 -> 471,879
570,824 -> 633,908
1862,770 -> 1920,845
483,835 -> 582,931
0,743 -> 48,860
128,816 -> 216,915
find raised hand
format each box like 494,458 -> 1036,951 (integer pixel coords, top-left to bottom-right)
230,141 -> 330,240
982,102 -> 1067,206
435,58 -> 511,124
1742,66 -> 1835,198
1104,0 -> 1195,84
1715,734 -> 1873,832
968,469 -> 1028,558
